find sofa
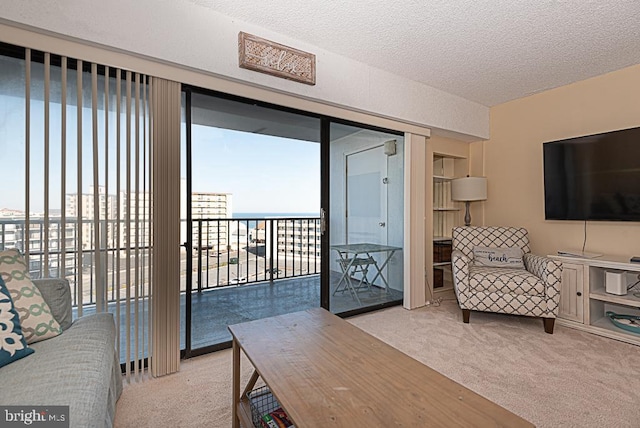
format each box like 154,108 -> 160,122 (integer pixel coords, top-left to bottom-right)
0,278 -> 122,428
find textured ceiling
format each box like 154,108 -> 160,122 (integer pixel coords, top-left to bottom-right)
189,0 -> 640,107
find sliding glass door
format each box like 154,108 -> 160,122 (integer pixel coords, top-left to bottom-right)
182,88 -> 322,355
326,122 -> 405,314
179,87 -> 406,356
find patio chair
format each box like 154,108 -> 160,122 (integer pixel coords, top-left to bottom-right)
334,256 -> 376,303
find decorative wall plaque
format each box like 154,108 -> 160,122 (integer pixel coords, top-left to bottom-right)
238,32 -> 316,85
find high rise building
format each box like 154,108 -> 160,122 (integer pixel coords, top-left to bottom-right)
66,185 -> 152,251
275,218 -> 321,259
0,208 -> 76,277
190,191 -> 233,251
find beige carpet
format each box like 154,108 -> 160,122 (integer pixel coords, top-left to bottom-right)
115,302 -> 640,427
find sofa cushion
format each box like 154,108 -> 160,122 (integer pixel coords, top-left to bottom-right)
469,266 -> 545,296
33,278 -> 73,331
0,249 -> 62,343
0,276 -> 34,368
0,313 -> 122,428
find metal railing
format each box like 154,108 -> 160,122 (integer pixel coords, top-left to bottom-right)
0,216 -> 321,307
0,217 -> 151,308
188,217 -> 321,292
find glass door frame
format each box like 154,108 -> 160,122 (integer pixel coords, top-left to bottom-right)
322,118 -> 405,318
181,85 -> 404,358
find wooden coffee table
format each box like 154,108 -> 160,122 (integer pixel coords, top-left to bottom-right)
230,307 -> 533,427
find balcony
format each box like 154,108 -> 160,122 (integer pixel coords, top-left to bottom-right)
1,216 -> 402,361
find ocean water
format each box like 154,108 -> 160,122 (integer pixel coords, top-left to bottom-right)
233,212 -> 319,229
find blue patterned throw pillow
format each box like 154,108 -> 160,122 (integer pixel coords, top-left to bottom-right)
0,275 -> 34,368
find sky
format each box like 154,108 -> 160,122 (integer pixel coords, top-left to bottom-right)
189,125 -> 320,214
0,53 -> 320,216
0,95 -> 320,215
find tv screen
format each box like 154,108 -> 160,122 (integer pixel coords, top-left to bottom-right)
543,126 -> 640,221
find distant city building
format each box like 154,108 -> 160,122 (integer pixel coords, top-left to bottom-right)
253,221 -> 266,243
0,209 -> 75,277
66,186 -> 118,250
62,182 -> 234,253
0,208 -> 25,218
190,191 -> 233,251
66,185 -> 151,250
275,218 -> 321,258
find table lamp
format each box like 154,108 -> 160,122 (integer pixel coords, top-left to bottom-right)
451,176 -> 487,226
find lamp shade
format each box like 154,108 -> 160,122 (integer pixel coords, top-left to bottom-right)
451,177 -> 487,201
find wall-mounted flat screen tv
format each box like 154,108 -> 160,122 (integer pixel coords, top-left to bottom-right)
543,126 -> 640,221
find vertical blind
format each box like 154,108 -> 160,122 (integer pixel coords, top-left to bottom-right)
151,79 -> 181,377
0,44 -> 181,379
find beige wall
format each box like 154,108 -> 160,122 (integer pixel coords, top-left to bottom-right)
484,64 -> 640,257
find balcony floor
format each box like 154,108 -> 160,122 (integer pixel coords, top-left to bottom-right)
187,271 -> 402,350
81,271 -> 403,362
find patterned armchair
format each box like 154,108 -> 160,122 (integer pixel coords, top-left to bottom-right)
451,226 -> 562,334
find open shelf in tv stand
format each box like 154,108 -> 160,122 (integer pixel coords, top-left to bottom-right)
554,254 -> 640,347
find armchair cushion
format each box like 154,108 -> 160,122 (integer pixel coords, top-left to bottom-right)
470,266 -> 545,296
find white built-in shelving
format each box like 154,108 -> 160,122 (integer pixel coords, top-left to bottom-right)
431,155 -> 465,294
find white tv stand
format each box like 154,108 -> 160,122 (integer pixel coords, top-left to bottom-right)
553,254 -> 640,346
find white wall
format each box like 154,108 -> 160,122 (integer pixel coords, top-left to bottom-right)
0,0 -> 488,139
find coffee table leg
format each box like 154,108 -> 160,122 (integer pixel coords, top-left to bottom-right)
232,338 -> 240,428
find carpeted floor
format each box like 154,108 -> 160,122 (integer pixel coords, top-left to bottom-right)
115,302 -> 640,427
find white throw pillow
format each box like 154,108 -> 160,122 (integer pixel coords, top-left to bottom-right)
473,246 -> 524,269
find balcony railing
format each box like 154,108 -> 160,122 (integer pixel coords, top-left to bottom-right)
0,216 -> 321,307
0,217 -> 152,308
189,217 -> 321,292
